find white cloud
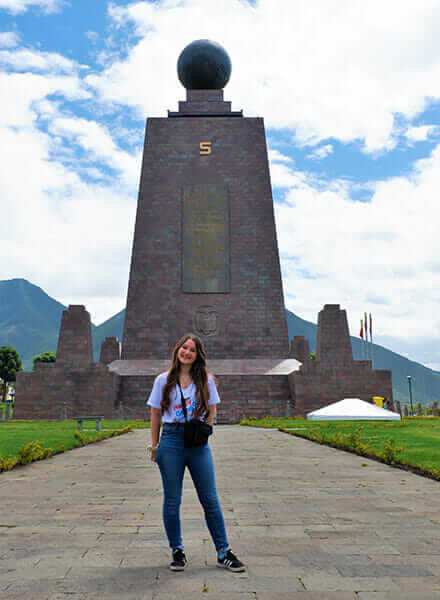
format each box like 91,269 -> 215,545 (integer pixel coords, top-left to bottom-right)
85,31 -> 99,43
48,116 -> 141,189
272,142 -> 440,349
268,149 -> 292,164
0,55 -> 137,324
0,0 -> 62,14
0,119 -> 136,324
270,162 -> 308,189
0,72 -> 89,130
85,0 -> 440,153
405,124 -> 438,143
0,48 -> 86,74
307,144 -> 334,160
0,31 -> 20,48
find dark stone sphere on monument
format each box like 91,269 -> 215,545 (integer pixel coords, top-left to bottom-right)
177,39 -> 232,89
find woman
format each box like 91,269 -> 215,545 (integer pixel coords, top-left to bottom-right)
147,333 -> 245,573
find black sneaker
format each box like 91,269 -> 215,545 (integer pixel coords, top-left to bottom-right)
217,549 -> 246,572
170,548 -> 187,571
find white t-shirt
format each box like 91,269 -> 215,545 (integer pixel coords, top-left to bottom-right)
147,371 -> 220,423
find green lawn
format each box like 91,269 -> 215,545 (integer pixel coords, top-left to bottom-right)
241,416 -> 440,480
0,419 -> 150,465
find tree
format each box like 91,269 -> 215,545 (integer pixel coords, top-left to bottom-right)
0,346 -> 22,403
33,351 -> 56,370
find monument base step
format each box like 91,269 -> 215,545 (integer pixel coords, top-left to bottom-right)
108,358 -> 301,376
112,358 -> 300,424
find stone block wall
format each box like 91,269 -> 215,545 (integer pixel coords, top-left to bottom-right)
118,376 -> 152,420
215,374 -> 292,423
292,363 -> 393,416
15,363 -> 121,420
119,373 -> 292,424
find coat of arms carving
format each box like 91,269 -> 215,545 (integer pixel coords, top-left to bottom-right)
194,306 -> 218,336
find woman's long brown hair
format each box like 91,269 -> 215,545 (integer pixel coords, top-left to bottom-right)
161,333 -> 211,418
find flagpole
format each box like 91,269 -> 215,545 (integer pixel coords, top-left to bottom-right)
369,313 -> 374,367
364,312 -> 369,360
360,319 -> 364,359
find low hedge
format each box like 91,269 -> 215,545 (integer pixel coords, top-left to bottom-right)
0,425 -> 134,473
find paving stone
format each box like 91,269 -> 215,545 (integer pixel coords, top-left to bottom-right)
1,427 -> 439,598
337,563 -> 434,578
371,553 -> 440,576
152,594 -> 255,600
357,594 -> 438,600
391,575 -> 440,593
257,594 -> 357,600
300,571 -> 401,592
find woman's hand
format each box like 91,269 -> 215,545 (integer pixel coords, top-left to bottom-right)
150,407 -> 161,463
206,404 -> 216,426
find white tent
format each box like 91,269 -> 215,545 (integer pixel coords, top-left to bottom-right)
307,398 -> 401,421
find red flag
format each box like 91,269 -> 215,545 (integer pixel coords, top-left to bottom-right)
360,320 -> 364,338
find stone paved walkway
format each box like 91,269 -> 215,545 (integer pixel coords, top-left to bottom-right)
0,426 -> 439,599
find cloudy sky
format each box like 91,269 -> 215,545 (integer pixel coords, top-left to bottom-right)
1,0 -> 440,370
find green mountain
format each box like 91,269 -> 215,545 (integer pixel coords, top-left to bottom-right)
0,278 -> 66,371
1,278 -> 439,406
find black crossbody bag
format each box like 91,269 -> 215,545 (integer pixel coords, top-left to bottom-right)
178,384 -> 213,448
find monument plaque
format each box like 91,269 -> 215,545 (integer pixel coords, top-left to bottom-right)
182,184 -> 229,293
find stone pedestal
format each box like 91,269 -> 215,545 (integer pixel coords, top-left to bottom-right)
289,336 -> 311,369
290,305 -> 393,416
99,337 -> 121,365
316,304 -> 353,364
56,305 -> 93,367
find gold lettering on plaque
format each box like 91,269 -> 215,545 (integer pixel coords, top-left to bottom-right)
199,142 -> 212,155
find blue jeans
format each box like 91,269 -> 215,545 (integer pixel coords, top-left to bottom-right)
156,423 -> 229,553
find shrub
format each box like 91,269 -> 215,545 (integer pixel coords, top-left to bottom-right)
16,441 -> 53,465
74,430 -> 86,446
0,454 -> 18,471
32,351 -> 56,370
379,438 -> 403,465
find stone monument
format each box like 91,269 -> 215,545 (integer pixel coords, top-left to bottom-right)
110,39 -> 300,421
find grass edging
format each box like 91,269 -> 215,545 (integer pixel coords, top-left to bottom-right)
278,426 -> 440,482
240,417 -> 440,482
0,425 -> 134,473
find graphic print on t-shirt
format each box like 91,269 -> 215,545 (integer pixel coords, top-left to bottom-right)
146,372 -> 220,423
174,395 -> 196,422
